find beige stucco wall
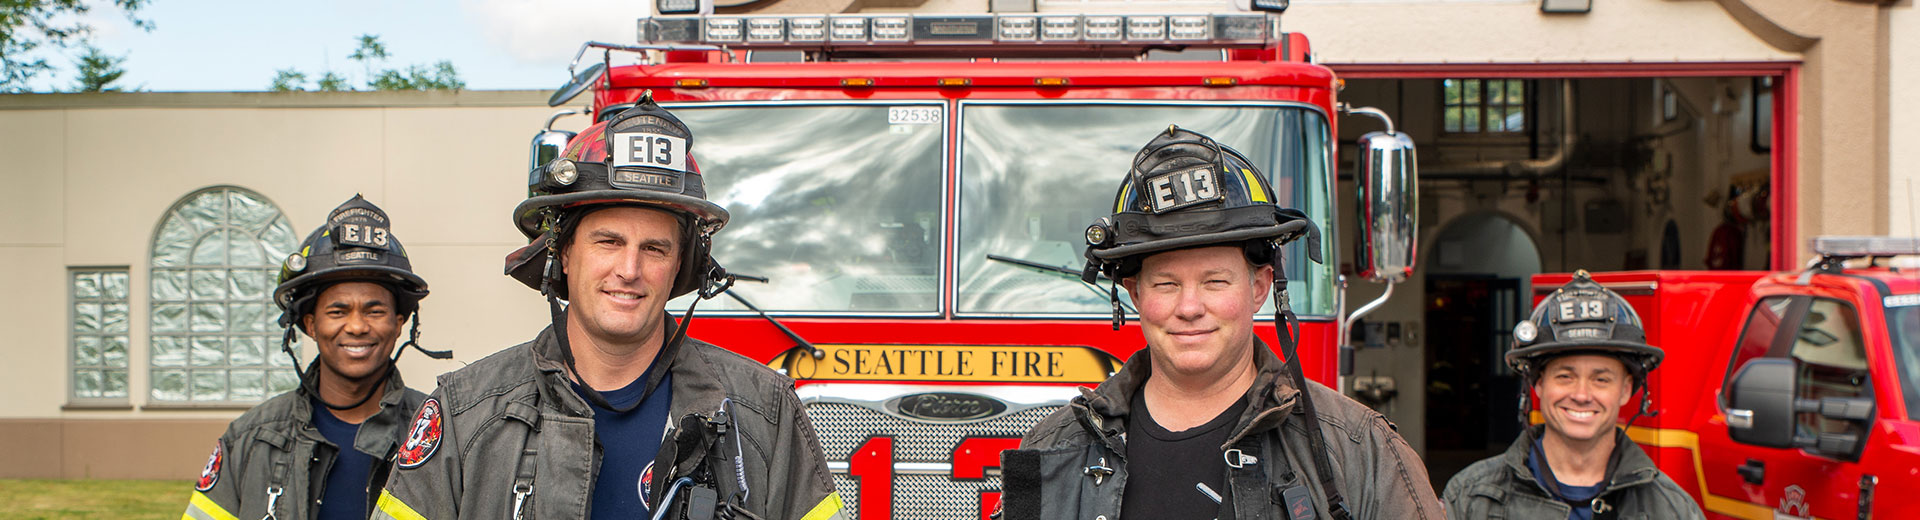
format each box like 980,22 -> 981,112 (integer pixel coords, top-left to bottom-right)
0,91 -> 568,422
1290,0 -> 1794,64
1892,1 -> 1917,235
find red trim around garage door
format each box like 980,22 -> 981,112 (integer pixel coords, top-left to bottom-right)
1327,62 -> 1802,270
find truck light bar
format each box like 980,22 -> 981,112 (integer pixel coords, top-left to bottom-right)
641,13 -> 1274,51
1813,236 -> 1920,258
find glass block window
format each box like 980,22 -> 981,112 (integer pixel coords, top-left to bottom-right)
149,187 -> 302,404
71,269 -> 131,402
1443,79 -> 1526,134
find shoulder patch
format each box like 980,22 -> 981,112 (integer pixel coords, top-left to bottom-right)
196,440 -> 223,491
397,398 -> 443,469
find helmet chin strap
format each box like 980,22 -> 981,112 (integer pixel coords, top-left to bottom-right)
279,325 -> 394,412
544,219 -> 730,415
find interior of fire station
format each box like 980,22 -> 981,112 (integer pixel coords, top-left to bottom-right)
1331,76 -> 1778,489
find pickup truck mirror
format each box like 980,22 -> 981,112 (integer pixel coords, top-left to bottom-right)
1351,119 -> 1418,283
1726,358 -> 1797,449
1726,358 -> 1876,459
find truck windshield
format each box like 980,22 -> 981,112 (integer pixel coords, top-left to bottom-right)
1891,305 -> 1920,420
668,102 -> 946,314
955,102 -> 1335,317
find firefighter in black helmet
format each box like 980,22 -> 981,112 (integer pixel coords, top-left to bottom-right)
376,92 -> 846,520
1442,271 -> 1702,520
185,194 -> 445,520
1000,125 -> 1444,520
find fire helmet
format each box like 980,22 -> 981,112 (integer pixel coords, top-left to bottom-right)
507,91 -> 730,300
1505,270 -> 1664,388
274,194 -> 429,333
1081,125 -> 1321,282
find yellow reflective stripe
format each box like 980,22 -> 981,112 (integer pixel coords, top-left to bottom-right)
1115,183 -> 1132,213
373,489 -> 429,520
184,491 -> 238,520
798,491 -> 847,520
1239,167 -> 1268,204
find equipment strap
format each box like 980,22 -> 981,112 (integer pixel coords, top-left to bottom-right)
1272,270 -> 1351,520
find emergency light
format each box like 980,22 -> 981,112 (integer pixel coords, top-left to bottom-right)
639,12 -> 1274,51
1812,236 -> 1920,258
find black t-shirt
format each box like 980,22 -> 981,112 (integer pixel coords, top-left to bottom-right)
1120,388 -> 1249,520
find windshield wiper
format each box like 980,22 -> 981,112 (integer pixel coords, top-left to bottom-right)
986,254 -> 1135,313
724,273 -> 824,360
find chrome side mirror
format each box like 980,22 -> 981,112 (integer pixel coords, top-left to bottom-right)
1347,105 -> 1417,283
528,110 -> 579,181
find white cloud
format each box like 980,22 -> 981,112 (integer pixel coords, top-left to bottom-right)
460,0 -> 653,66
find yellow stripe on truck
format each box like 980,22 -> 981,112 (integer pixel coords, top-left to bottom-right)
373,489 -> 429,520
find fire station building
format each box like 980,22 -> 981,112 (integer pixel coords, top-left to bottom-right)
0,0 -> 1912,493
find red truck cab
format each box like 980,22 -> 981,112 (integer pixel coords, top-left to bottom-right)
528,6 -> 1420,519
1539,237 -> 1920,519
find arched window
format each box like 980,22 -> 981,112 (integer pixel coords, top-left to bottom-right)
149,187 -> 301,404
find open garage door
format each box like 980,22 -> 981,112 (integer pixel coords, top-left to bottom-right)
1330,64 -> 1795,489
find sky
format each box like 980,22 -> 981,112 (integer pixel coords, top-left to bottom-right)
28,0 -> 659,92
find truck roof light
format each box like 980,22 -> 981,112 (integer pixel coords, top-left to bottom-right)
842,77 -> 874,87
1203,76 -> 1236,86
1126,16 -> 1166,40
938,77 -> 970,86
1041,16 -> 1080,40
676,78 -> 708,88
639,13 -> 1274,54
705,17 -> 744,43
831,16 -> 868,42
998,16 -> 1037,41
1170,16 -> 1210,40
789,17 -> 827,41
1084,16 -> 1123,40
1813,236 -> 1920,258
1035,77 -> 1069,86
873,16 -> 911,42
747,17 -> 785,43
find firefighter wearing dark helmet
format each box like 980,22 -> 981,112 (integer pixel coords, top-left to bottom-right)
376,92 -> 846,520
1442,271 -> 1701,520
1000,126 -> 1443,520
185,195 -> 444,520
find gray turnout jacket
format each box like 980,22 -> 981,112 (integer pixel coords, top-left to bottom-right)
1441,425 -> 1702,520
184,370 -> 427,520
373,325 -> 847,520
999,344 -> 1445,520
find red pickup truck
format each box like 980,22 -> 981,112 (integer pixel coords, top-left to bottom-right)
1538,237 -> 1919,520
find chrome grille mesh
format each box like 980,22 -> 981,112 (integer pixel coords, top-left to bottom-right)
805,401 -> 1062,519
807,402 -> 1058,461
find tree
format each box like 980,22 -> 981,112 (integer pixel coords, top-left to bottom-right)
370,60 -> 464,91
2,0 -> 152,92
271,34 -> 463,92
70,42 -> 128,92
269,69 -> 308,92
346,34 -> 387,86
316,71 -> 348,92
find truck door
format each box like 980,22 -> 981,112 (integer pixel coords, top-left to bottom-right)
1700,295 -> 1874,519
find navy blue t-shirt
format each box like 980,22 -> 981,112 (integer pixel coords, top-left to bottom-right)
1528,436 -> 1603,520
573,362 -> 674,519
312,400 -> 376,520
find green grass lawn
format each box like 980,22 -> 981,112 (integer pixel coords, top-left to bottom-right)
0,479 -> 188,519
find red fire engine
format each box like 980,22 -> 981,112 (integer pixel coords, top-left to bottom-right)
1536,237 -> 1919,520
529,4 -> 1420,518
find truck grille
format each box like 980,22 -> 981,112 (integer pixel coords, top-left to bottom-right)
805,401 -> 1062,519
